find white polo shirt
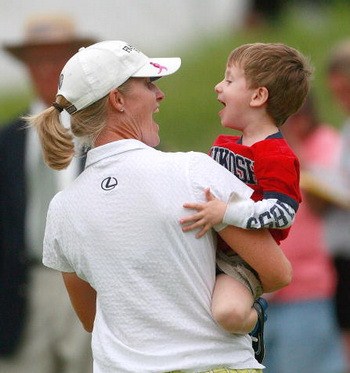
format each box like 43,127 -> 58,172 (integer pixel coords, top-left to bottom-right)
43,139 -> 261,373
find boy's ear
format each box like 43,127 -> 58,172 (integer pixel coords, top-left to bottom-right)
250,87 -> 269,108
109,89 -> 125,112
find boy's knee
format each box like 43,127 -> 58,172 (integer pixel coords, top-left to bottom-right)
212,303 -> 247,333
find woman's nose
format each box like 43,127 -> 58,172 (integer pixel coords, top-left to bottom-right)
156,87 -> 165,101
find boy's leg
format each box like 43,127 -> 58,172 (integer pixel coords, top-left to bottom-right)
211,273 -> 257,334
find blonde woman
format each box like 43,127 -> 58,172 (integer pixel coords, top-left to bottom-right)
27,40 -> 291,373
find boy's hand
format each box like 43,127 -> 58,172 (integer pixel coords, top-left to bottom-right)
180,188 -> 227,238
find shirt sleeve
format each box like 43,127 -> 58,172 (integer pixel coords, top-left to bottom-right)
223,193 -> 297,229
222,142 -> 300,229
254,147 -> 301,212
42,193 -> 75,273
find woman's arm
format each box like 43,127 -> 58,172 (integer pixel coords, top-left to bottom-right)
218,226 -> 292,293
62,272 -> 97,332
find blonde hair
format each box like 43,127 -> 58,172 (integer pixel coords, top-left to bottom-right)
26,80 -> 131,170
228,43 -> 313,126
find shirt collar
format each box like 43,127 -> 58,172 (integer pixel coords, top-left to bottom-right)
85,139 -> 149,169
237,130 -> 283,144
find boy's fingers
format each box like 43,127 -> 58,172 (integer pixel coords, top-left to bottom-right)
205,188 -> 215,202
180,213 -> 201,225
182,223 -> 198,232
196,225 -> 210,238
183,202 -> 204,210
181,219 -> 207,232
208,192 -> 215,201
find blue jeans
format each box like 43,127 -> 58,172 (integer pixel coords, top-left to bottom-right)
264,299 -> 346,373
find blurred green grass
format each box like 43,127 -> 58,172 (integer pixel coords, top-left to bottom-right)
1,2 -> 350,153
0,91 -> 32,123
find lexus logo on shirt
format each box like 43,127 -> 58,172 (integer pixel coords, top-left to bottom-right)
101,177 -> 118,191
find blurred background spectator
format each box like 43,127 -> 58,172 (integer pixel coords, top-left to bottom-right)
324,39 -> 350,373
263,94 -> 346,373
244,0 -> 330,28
244,0 -> 287,28
0,0 -> 244,94
0,13 -> 96,373
2,2 -> 350,153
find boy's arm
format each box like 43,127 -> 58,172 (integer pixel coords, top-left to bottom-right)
180,189 -> 296,238
180,188 -> 227,238
223,191 -> 297,229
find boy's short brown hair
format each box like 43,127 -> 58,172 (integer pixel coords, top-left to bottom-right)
228,43 -> 313,126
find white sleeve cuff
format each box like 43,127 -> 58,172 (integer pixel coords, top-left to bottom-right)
222,191 -> 254,228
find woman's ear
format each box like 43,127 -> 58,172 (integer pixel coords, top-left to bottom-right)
250,87 -> 269,108
109,89 -> 125,112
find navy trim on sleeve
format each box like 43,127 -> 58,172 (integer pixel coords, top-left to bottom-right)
263,191 -> 299,211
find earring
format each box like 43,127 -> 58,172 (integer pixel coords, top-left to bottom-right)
120,108 -> 124,112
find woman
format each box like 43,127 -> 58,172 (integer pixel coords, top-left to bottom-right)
27,40 -> 291,373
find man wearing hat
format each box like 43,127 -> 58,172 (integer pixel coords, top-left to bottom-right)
0,13 -> 96,372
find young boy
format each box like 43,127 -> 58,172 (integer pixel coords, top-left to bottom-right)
180,43 -> 313,362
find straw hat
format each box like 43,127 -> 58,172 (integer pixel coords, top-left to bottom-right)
3,13 -> 97,61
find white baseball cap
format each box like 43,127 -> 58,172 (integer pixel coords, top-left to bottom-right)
57,40 -> 181,114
